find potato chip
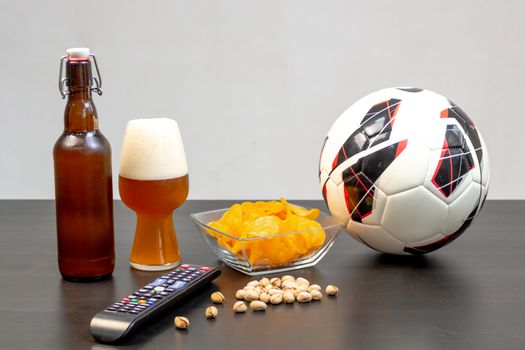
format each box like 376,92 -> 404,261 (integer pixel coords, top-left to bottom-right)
243,216 -> 280,237
221,204 -> 244,236
208,198 -> 326,266
290,204 -> 320,220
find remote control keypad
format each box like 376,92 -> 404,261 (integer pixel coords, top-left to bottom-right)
105,265 -> 208,314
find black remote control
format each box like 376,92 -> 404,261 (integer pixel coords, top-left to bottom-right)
90,264 -> 221,344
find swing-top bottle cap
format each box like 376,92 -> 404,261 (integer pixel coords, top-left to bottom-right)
66,48 -> 90,60
59,47 -> 102,97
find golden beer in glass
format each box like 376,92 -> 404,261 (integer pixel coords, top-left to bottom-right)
119,118 -> 188,270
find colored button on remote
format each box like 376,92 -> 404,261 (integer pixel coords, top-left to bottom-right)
151,279 -> 166,286
168,281 -> 187,290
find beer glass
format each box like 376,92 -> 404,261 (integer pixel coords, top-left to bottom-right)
119,118 -> 189,271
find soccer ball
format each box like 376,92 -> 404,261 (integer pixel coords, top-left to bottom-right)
319,87 -> 490,255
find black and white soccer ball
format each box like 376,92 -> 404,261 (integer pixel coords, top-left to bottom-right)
319,87 -> 490,255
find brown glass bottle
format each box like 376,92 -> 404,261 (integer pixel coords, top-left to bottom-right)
53,50 -> 115,281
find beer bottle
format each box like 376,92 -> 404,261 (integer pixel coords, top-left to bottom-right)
53,48 -> 115,281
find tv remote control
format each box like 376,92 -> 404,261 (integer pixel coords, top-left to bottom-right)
90,264 -> 221,344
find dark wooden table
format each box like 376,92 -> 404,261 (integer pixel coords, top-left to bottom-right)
0,200 -> 524,349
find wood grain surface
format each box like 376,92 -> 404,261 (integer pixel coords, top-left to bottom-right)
0,200 -> 524,349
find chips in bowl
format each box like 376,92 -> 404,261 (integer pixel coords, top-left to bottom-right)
207,198 -> 326,266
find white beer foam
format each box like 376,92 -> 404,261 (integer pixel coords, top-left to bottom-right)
119,118 -> 188,180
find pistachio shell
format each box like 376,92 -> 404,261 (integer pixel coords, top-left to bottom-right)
311,290 -> 323,301
233,301 -> 247,313
211,291 -> 225,304
326,285 -> 339,296
249,300 -> 267,311
235,289 -> 246,300
174,316 -> 190,329
297,291 -> 312,303
205,306 -> 218,319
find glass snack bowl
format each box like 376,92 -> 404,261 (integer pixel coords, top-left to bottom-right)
191,208 -> 342,276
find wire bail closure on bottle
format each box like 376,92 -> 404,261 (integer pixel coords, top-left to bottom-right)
58,54 -> 103,98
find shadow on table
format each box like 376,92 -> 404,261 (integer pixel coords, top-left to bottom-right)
58,277 -> 117,348
371,253 -> 434,268
340,252 -> 478,349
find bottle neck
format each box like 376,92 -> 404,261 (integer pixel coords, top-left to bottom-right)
64,60 -> 99,132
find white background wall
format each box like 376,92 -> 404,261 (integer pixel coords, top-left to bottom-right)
0,0 -> 523,200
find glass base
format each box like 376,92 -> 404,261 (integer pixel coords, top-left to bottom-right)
62,273 -> 113,283
129,260 -> 180,271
